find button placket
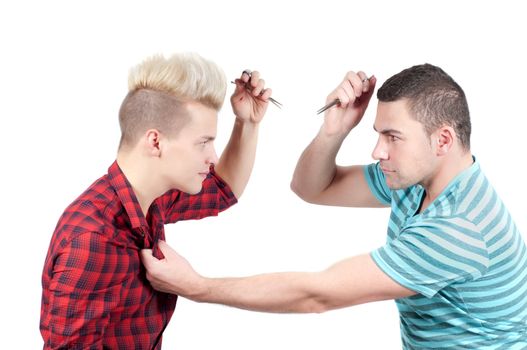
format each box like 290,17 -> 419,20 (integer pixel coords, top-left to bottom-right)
135,226 -> 150,248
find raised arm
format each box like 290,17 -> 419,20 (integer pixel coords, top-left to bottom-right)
214,70 -> 272,199
291,71 -> 385,208
141,241 -> 416,313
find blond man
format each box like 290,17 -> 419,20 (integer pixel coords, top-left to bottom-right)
40,53 -> 273,349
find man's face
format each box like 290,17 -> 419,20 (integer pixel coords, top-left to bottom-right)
160,101 -> 219,194
372,100 -> 438,190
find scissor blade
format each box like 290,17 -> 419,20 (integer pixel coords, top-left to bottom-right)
231,81 -> 282,108
316,99 -> 340,115
269,97 -> 283,108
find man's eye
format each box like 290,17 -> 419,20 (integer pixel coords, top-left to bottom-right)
390,135 -> 398,142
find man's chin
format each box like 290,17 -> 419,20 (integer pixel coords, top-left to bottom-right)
186,186 -> 203,195
177,182 -> 203,195
386,180 -> 413,190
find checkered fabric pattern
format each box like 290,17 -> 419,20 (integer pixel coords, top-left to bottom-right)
41,161 -> 237,349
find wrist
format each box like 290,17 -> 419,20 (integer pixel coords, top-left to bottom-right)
319,124 -> 349,144
234,116 -> 260,128
233,118 -> 260,138
184,275 -> 210,301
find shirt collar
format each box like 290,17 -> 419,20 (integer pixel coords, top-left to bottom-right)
444,155 -> 480,192
107,160 -> 149,229
416,156 -> 480,218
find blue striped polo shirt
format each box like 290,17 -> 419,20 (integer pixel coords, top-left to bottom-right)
364,159 -> 527,349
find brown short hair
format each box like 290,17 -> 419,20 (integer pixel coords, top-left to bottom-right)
377,64 -> 471,150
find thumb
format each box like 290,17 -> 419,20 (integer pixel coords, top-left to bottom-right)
360,75 -> 377,105
140,248 -> 158,268
157,240 -> 176,259
231,78 -> 247,97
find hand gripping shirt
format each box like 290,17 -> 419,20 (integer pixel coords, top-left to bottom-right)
365,159 -> 527,349
40,161 -> 237,349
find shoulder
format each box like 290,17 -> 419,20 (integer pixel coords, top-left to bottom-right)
405,216 -> 489,263
55,175 -> 119,243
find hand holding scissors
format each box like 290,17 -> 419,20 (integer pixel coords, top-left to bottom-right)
318,71 -> 376,136
230,69 -> 281,124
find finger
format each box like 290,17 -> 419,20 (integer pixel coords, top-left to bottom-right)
339,77 -> 354,100
157,240 -> 175,259
249,71 -> 260,88
345,71 -> 363,98
231,78 -> 250,99
341,71 -> 357,98
241,69 -> 251,83
260,87 -> 272,100
252,78 -> 265,96
336,86 -> 352,108
357,71 -> 370,93
140,249 -> 156,268
359,75 -> 377,104
232,78 -> 246,91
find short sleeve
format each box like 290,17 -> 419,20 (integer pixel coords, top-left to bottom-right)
371,217 -> 489,298
363,163 -> 392,206
158,166 -> 238,224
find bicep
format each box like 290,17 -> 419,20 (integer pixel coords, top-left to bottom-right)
313,254 -> 416,311
309,165 -> 388,207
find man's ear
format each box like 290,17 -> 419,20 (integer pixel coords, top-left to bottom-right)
435,126 -> 455,156
144,129 -> 162,157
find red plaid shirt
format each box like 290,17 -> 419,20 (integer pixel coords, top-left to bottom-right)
41,161 -> 237,349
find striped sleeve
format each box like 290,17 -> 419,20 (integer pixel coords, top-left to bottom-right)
371,217 -> 490,298
363,163 -> 392,205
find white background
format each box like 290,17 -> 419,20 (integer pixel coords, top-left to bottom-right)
1,1 -> 526,349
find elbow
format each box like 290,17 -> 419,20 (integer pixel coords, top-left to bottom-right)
302,297 -> 333,314
298,290 -> 336,314
290,179 -> 317,204
290,179 -> 303,198
311,302 -> 331,314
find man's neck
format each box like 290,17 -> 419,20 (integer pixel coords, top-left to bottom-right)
420,152 -> 474,213
116,152 -> 164,217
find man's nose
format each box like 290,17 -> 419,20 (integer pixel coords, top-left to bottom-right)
208,147 -> 219,165
372,139 -> 388,160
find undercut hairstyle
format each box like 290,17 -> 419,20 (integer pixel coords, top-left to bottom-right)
377,63 -> 471,150
118,53 -> 227,150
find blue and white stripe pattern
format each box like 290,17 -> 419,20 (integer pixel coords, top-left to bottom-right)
365,159 -> 527,349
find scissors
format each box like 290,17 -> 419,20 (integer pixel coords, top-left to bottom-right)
316,76 -> 371,115
231,70 -> 283,109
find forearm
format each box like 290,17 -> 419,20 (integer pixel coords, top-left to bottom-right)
191,271 -> 328,314
141,243 -> 416,315
215,119 -> 259,198
188,254 -> 414,313
290,127 -> 347,201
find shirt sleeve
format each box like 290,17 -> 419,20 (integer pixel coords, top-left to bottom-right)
43,231 -> 126,349
371,217 -> 490,298
158,166 -> 238,224
363,163 -> 392,206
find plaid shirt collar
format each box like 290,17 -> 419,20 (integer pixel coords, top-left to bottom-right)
107,160 -> 149,230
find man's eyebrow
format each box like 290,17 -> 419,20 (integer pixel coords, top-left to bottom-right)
373,125 -> 403,135
200,136 -> 216,141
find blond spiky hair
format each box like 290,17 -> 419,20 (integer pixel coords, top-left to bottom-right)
117,53 -> 226,150
128,52 -> 227,110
